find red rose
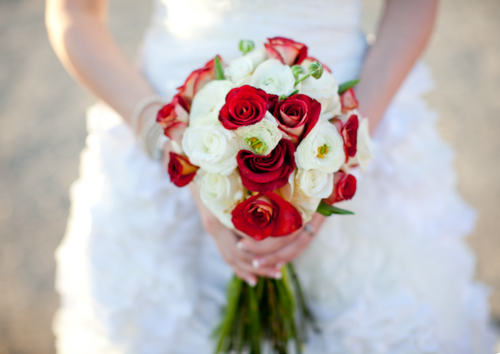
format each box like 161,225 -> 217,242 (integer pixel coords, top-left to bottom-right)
266,94 -> 280,112
340,88 -> 359,113
237,140 -> 296,192
177,55 -> 225,105
218,86 -> 270,130
330,114 -> 359,161
342,114 -> 359,158
157,95 -> 190,144
264,37 -> 308,66
168,152 -> 199,187
300,57 -> 332,73
273,94 -> 320,145
324,171 -> 357,204
231,192 -> 303,240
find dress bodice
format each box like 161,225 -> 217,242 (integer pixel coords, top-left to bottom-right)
141,0 -> 368,97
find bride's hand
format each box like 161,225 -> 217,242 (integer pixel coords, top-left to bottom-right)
236,213 -> 326,269
188,184 -> 282,286
200,211 -> 284,286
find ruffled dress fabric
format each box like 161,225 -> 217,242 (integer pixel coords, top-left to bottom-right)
53,0 -> 497,353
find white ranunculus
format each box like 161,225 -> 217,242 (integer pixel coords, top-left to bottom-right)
182,124 -> 239,175
295,119 -> 345,173
295,168 -> 334,199
300,70 -> 341,120
354,117 -> 375,172
290,192 -> 321,223
250,59 -> 295,97
190,80 -> 234,125
225,48 -> 267,86
235,114 -> 282,155
196,170 -> 244,229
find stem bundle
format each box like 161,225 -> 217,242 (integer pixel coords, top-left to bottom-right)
214,263 -> 319,354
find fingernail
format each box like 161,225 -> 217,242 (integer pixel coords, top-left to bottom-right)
237,242 -> 246,250
276,262 -> 285,269
252,259 -> 260,268
273,272 -> 282,280
247,278 -> 256,287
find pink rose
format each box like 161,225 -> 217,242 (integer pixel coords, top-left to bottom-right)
264,37 -> 308,66
177,55 -> 225,105
157,94 -> 190,144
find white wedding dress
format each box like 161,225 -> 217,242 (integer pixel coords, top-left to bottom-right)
53,0 -> 497,353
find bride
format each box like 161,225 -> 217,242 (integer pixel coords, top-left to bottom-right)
46,0 -> 496,353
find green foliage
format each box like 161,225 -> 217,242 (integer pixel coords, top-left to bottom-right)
215,56 -> 225,80
316,201 -> 355,216
337,79 -> 360,94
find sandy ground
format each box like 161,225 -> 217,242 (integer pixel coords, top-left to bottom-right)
0,0 -> 498,353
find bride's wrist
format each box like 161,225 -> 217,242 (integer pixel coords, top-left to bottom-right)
131,97 -> 170,160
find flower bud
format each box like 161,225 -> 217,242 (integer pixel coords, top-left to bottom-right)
239,39 -> 255,55
291,65 -> 305,79
308,61 -> 324,80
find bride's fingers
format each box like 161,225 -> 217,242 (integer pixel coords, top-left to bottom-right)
235,260 -> 282,279
251,232 -> 311,268
232,269 -> 257,287
238,233 -> 298,255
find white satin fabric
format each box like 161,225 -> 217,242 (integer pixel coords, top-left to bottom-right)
53,0 -> 497,353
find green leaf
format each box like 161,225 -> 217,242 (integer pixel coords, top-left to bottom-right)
214,56 -> 225,80
288,89 -> 299,97
338,79 -> 360,94
316,201 -> 354,216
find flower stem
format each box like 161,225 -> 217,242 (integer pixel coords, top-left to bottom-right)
294,73 -> 311,87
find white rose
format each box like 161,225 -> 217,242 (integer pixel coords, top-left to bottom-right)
182,124 -> 239,175
354,117 -> 375,172
196,170 -> 244,229
250,59 -> 295,97
300,70 -> 341,120
235,113 -> 282,155
295,119 -> 345,173
225,48 -> 267,86
190,80 -> 234,125
295,168 -> 334,199
290,192 -> 321,223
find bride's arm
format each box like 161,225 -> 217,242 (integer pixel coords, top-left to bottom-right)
46,1 -> 284,283
45,0 -> 158,122
357,0 -> 438,133
244,0 -> 439,267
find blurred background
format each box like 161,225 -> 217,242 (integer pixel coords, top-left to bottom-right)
0,0 -> 499,353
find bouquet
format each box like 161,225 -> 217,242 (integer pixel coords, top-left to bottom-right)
157,37 -> 374,353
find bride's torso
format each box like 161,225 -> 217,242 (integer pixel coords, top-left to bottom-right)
141,0 -> 367,98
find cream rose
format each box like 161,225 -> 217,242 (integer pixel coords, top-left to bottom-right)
182,124 -> 239,175
196,170 -> 244,228
299,70 -> 341,120
295,119 -> 345,173
250,59 -> 295,97
290,192 -> 321,223
189,80 -> 234,125
225,48 -> 267,86
295,168 -> 334,199
235,113 -> 282,155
